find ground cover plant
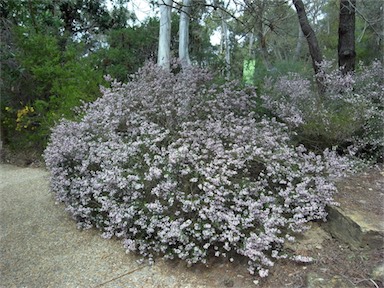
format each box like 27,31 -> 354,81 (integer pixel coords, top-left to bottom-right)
44,62 -> 352,279
261,60 -> 384,162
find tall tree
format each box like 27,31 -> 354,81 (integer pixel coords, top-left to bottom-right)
293,0 -> 324,92
293,0 -> 323,74
255,0 -> 273,70
294,24 -> 304,61
214,0 -> 231,78
221,11 -> 231,77
179,0 -> 192,66
158,0 -> 173,69
338,0 -> 356,73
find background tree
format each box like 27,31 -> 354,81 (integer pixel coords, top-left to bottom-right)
0,0 -> 128,150
219,3 -> 231,78
338,0 -> 356,73
292,0 -> 323,77
158,0 -> 173,68
1,0 -> 382,156
94,17 -> 162,81
179,0 -> 192,66
354,0 -> 383,63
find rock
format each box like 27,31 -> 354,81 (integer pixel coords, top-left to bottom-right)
306,273 -> 350,288
284,222 -> 331,253
325,205 -> 384,249
371,263 -> 384,283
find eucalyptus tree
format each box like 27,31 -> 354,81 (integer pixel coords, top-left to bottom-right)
179,0 -> 192,66
158,0 -> 173,68
218,1 -> 232,77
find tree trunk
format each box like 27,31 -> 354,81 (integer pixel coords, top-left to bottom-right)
179,0 -> 192,67
294,24 -> 304,61
256,1 -> 272,71
158,0 -> 172,69
293,0 -> 324,93
293,0 -> 322,74
338,0 -> 356,74
248,28 -> 254,58
221,16 -> 231,78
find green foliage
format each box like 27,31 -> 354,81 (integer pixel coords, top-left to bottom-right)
317,0 -> 383,63
94,18 -> 161,81
354,1 -> 383,63
189,18 -> 217,66
262,61 -> 384,162
298,98 -> 365,150
94,14 -> 216,82
1,0 -> 382,158
1,28 -> 105,151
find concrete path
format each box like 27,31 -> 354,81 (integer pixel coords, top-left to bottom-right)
0,164 -> 254,288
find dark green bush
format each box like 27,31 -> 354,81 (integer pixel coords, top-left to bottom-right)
1,29 -> 105,151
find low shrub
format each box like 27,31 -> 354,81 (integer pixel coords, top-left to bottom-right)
261,60 -> 384,161
44,62 -> 351,278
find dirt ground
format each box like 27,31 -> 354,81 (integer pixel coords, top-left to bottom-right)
158,165 -> 384,288
1,148 -> 383,287
265,165 -> 384,288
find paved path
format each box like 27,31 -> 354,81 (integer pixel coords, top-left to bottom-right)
0,164 -> 253,288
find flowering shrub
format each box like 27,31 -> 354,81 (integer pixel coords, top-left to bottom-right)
262,60 -> 384,161
44,62 -> 349,278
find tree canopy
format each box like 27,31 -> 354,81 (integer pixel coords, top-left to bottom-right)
0,0 -> 382,152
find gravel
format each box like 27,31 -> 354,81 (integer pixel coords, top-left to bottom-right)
0,164 -> 255,288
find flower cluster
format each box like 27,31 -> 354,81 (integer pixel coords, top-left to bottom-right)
262,60 -> 384,160
44,62 -> 349,278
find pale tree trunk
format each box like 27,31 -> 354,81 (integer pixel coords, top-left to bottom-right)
218,15 -> 230,77
248,28 -> 254,58
158,0 -> 172,69
338,0 -> 356,74
179,0 -> 192,67
215,0 -> 230,78
221,16 -> 231,78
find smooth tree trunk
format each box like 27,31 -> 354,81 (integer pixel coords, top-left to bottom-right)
216,5 -> 231,78
214,0 -> 230,77
158,0 -> 172,69
293,0 -> 325,93
221,16 -> 231,78
248,28 -> 255,58
338,0 -> 356,74
179,0 -> 192,67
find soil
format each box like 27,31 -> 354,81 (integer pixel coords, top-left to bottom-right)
164,165 -> 384,288
1,148 -> 383,287
0,146 -> 44,167
334,166 -> 384,220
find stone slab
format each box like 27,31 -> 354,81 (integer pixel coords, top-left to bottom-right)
325,205 -> 384,249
